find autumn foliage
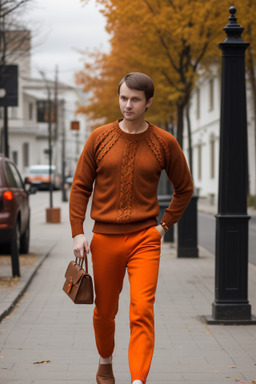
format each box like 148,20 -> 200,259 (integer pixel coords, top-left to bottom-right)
77,0 -> 254,145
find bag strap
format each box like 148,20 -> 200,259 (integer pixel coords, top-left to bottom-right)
75,254 -> 89,273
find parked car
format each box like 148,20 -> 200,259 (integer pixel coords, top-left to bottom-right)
0,155 -> 36,255
65,174 -> 73,187
25,164 -> 61,190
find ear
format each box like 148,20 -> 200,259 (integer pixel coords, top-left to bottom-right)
146,97 -> 153,109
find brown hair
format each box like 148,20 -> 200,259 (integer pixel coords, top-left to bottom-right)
118,72 -> 154,101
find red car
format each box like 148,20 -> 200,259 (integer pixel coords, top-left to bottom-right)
0,155 -> 36,254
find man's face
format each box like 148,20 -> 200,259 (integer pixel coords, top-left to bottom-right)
119,82 -> 153,121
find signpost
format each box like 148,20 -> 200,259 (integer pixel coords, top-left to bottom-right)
0,65 -> 18,157
0,65 -> 19,276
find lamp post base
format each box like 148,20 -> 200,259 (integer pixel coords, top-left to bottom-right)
201,314 -> 256,325
201,301 -> 256,324
46,207 -> 61,223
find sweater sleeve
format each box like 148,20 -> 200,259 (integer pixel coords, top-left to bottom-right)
69,133 -> 97,237
161,136 -> 193,229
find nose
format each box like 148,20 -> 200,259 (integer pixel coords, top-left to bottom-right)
126,99 -> 132,108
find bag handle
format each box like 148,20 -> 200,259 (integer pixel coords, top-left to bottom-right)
75,254 -> 89,273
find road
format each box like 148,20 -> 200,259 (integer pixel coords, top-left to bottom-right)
198,211 -> 256,266
29,192 -> 256,265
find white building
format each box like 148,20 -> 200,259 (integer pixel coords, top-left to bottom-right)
184,67 -> 256,204
0,30 -> 90,179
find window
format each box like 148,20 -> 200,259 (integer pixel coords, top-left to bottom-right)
209,78 -> 214,111
37,100 -> 56,122
5,162 -> 23,188
37,100 -> 48,122
8,162 -> 23,188
210,135 -> 215,179
12,151 -> 18,165
5,162 -> 17,187
29,102 -> 33,120
196,88 -> 200,119
10,107 -> 18,119
23,142 -> 29,167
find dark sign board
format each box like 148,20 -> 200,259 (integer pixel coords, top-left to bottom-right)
0,65 -> 18,107
71,121 -> 80,130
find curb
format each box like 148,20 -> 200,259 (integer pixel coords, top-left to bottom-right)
0,243 -> 57,323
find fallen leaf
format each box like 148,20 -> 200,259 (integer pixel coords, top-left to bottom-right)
0,356 -> 4,359
33,360 -> 51,365
205,331 -> 212,334
252,381 -> 256,383
229,366 -> 237,368
214,371 -> 221,373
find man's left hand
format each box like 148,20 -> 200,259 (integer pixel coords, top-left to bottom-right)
155,224 -> 166,237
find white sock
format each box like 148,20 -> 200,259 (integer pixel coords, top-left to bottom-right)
132,381 -> 144,384
99,356 -> 112,364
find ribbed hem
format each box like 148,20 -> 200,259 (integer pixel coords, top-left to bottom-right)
93,218 -> 157,234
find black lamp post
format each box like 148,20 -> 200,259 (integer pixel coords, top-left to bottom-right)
203,7 -> 256,324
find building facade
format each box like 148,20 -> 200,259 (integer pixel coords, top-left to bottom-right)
0,30 -> 90,180
184,67 -> 256,204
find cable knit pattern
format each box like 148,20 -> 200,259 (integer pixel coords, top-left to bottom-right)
69,119 -> 193,237
117,140 -> 138,223
146,131 -> 166,169
95,125 -> 119,163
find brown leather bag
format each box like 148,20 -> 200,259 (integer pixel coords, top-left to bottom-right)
63,256 -> 94,304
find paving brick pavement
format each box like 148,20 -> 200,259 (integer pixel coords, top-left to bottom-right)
0,191 -> 256,383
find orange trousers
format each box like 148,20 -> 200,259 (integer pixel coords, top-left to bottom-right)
90,226 -> 161,383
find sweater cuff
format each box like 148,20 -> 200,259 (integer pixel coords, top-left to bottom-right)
71,221 -> 84,238
160,221 -> 169,232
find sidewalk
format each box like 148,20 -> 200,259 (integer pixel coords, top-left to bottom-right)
0,192 -> 256,383
0,191 -> 68,322
198,196 -> 256,220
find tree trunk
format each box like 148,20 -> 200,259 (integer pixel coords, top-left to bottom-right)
176,102 -> 185,149
186,104 -> 193,179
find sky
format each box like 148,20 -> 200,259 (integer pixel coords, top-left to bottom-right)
24,0 -> 110,86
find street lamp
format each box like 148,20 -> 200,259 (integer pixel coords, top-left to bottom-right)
203,7 -> 256,324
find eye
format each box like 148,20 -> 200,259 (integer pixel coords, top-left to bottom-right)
120,96 -> 127,101
133,98 -> 140,102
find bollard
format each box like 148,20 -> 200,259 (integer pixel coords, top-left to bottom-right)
10,224 -> 20,277
157,195 -> 174,242
177,195 -> 198,258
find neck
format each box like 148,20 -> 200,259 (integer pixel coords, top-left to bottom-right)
119,117 -> 148,134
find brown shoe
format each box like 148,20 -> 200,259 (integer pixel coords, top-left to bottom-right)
96,362 -> 115,384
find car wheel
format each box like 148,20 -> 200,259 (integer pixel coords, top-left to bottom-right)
20,219 -> 30,254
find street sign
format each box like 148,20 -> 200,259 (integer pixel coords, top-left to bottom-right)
71,121 -> 80,130
0,65 -> 18,106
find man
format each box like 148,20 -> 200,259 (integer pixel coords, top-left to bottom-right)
69,72 -> 193,384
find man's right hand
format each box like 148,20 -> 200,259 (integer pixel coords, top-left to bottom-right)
73,234 -> 89,259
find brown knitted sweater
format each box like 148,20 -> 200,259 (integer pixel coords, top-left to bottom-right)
69,120 -> 193,237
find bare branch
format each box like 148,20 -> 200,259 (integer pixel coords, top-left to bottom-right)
0,0 -> 31,19
142,0 -> 180,73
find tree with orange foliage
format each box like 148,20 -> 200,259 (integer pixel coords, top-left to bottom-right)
77,0 -> 232,156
